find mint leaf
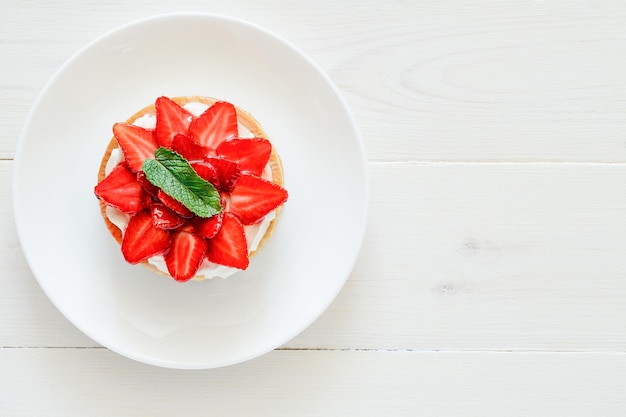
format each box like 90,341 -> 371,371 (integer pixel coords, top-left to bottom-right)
142,148 -> 221,218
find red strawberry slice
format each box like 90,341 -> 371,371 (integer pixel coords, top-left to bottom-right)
203,156 -> 241,192
216,138 -> 272,176
94,163 -> 147,214
177,223 -> 196,233
189,101 -> 238,150
165,230 -> 209,282
190,161 -> 218,185
229,174 -> 288,224
113,123 -> 158,172
171,133 -> 210,161
136,171 -> 160,198
193,211 -> 224,239
155,96 -> 195,147
121,211 -> 171,264
205,213 -> 249,270
157,190 -> 193,218
151,203 -> 186,230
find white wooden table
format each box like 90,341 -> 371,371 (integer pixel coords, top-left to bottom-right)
3,1 -> 626,415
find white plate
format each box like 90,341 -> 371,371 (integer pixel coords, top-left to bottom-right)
13,13 -> 367,369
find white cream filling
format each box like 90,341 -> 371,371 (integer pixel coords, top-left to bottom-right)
104,102 -> 276,280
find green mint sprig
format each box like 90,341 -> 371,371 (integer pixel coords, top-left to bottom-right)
142,147 -> 221,218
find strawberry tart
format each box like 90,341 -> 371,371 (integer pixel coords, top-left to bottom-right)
94,96 -> 288,282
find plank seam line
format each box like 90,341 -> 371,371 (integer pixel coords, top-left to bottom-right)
2,346 -> 625,354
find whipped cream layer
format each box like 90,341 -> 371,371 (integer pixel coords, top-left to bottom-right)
104,102 -> 276,280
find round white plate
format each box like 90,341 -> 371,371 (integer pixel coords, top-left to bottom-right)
13,13 -> 367,369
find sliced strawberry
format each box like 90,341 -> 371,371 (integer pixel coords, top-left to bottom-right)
190,161 -> 218,185
229,174 -> 288,224
171,133 -> 211,161
177,222 -> 196,233
220,193 -> 231,212
216,138 -> 272,176
136,171 -> 160,199
94,163 -> 147,214
113,123 -> 158,172
193,211 -> 224,239
157,190 -> 193,218
188,101 -> 238,150
151,203 -> 185,230
203,156 -> 241,192
205,213 -> 249,270
121,211 -> 171,264
155,96 -> 195,147
165,230 -> 209,282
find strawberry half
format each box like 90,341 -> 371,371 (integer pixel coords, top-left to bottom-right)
155,96 -> 195,148
193,211 -> 224,239
151,203 -> 186,230
171,133 -> 210,161
121,211 -> 171,264
165,230 -> 209,282
203,156 -> 241,192
216,138 -> 272,176
136,171 -> 160,198
95,163 -> 147,214
189,101 -> 238,150
157,190 -> 194,218
113,123 -> 158,172
229,174 -> 288,224
190,161 -> 218,185
205,213 -> 249,270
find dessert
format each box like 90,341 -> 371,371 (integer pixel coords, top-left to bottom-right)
94,96 -> 288,282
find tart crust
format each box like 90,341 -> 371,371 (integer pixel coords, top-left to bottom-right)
97,96 -> 284,280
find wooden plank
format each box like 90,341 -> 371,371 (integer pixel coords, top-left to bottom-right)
1,348 -> 625,416
2,1 -> 626,161
288,161 -> 626,350
336,1 -> 626,163
4,160 -> 626,351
